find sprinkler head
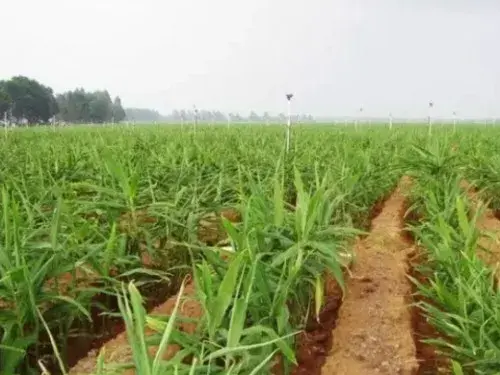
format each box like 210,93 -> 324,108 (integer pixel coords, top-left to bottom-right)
286,94 -> 294,101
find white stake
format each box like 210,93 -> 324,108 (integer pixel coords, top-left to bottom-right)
285,93 -> 293,153
389,112 -> 393,130
453,111 -> 457,132
428,101 -> 434,136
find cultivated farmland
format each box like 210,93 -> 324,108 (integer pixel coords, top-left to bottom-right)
1,124 -> 500,374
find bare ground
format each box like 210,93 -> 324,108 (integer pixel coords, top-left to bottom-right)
321,177 -> 418,375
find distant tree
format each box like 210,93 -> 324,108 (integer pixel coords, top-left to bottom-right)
0,81 -> 12,119
179,109 -> 187,123
125,107 -> 161,122
56,89 -> 126,124
112,96 -> 126,122
170,109 -> 181,121
2,76 -> 57,124
249,111 -> 260,122
213,110 -> 226,122
88,90 -> 112,123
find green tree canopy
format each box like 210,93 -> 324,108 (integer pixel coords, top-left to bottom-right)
56,89 -> 125,123
0,76 -> 57,124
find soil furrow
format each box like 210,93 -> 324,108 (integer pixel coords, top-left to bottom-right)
321,177 -> 418,375
407,250 -> 449,374
69,278 -> 201,375
69,209 -> 239,374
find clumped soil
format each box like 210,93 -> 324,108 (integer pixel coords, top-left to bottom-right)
321,177 -> 418,375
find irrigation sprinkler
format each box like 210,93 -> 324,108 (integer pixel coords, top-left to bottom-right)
428,101 -> 434,136
389,112 -> 393,130
285,93 -> 293,153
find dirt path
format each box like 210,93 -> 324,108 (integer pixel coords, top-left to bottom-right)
321,177 -> 418,375
461,181 -> 500,274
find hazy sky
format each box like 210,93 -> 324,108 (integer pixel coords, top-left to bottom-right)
2,0 -> 499,118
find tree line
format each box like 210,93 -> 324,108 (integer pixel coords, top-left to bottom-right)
127,108 -> 315,123
0,75 -> 315,125
0,76 -> 126,125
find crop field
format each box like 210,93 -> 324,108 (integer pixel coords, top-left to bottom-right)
1,123 -> 500,375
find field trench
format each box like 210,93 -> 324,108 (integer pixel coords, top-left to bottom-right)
33,251 -> 180,374
283,188 -> 398,375
404,228 -> 448,375
69,277 -> 201,375
69,209 -> 239,374
320,177 -> 420,375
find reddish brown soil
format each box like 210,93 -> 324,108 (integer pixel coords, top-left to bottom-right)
286,275 -> 344,375
69,209 -> 240,374
321,177 -> 418,375
407,250 -> 450,375
33,255 -> 176,373
69,278 -> 201,375
403,202 -> 450,374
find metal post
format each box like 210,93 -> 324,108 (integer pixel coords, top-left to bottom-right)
453,111 -> 457,132
389,112 -> 393,130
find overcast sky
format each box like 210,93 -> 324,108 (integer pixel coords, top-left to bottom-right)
1,0 -> 499,118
